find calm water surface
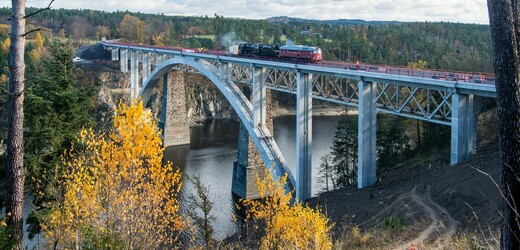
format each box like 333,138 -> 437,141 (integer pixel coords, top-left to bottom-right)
164,115 -> 341,239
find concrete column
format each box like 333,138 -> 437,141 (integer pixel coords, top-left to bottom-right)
160,71 -> 190,147
232,86 -> 274,200
157,54 -> 165,64
357,80 -> 377,189
130,50 -> 139,99
142,53 -> 151,85
120,49 -> 128,72
253,67 -> 267,130
471,96 -> 479,155
111,48 -> 119,61
220,62 -> 229,82
451,93 -> 474,164
232,121 -> 251,199
296,71 -> 313,201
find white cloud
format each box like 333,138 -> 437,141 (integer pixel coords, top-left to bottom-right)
21,0 -> 489,24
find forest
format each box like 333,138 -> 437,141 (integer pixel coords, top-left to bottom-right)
0,7 -> 494,73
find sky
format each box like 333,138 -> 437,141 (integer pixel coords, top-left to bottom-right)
24,0 -> 490,24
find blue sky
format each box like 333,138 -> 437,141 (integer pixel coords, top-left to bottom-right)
24,0 -> 490,24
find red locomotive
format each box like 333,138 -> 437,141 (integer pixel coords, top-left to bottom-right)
278,45 -> 322,63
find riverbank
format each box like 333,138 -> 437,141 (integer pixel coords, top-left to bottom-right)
272,103 -> 358,117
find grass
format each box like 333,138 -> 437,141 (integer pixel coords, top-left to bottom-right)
197,35 -> 216,41
448,231 -> 500,250
333,216 -> 405,250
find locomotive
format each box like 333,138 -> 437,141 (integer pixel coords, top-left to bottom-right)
230,43 -> 322,63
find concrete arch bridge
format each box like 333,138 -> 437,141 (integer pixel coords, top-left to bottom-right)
101,41 -> 496,201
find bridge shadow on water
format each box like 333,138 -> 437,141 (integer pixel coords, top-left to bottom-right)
161,115 -> 344,239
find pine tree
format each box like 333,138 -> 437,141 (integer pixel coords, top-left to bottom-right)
377,115 -> 412,168
330,114 -> 358,187
24,41 -> 94,236
5,1 -> 26,248
317,154 -> 335,192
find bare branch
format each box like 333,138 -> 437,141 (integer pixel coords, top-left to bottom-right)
23,0 -> 55,19
472,166 -> 520,219
23,28 -> 42,37
0,86 -> 11,95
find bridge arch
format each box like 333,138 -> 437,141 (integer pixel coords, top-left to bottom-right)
139,56 -> 296,195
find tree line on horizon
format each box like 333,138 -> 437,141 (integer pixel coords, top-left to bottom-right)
0,7 -> 494,73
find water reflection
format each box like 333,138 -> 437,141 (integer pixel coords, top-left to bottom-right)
164,115 -> 342,239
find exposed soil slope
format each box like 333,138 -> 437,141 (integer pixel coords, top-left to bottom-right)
310,146 -> 502,249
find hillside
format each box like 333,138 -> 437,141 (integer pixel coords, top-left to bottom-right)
310,143 -> 501,249
266,16 -> 401,26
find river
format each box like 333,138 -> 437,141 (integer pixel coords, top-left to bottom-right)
164,115 -> 342,239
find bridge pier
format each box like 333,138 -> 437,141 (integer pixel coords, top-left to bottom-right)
160,71 -> 190,147
357,80 -> 377,189
120,48 -> 128,73
450,93 -> 474,165
296,71 -> 313,201
130,50 -> 139,99
232,122 -> 272,199
232,66 -> 275,200
142,52 -> 151,85
111,48 -> 119,61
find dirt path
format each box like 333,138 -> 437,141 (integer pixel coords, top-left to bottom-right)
391,186 -> 458,249
311,148 -> 502,249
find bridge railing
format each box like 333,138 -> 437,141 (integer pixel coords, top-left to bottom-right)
102,41 -> 496,86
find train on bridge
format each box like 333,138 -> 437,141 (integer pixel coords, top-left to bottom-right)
103,40 -> 495,85
231,43 -> 323,63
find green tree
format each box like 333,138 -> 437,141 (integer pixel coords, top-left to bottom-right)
24,41 -> 94,236
330,114 -> 358,187
421,121 -> 450,153
377,115 -> 412,168
185,175 -> 215,249
317,154 -> 335,192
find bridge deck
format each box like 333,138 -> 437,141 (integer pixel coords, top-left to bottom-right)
101,41 -> 496,96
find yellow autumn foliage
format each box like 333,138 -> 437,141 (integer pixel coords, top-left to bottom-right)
34,31 -> 44,48
1,37 -> 10,53
0,24 -> 9,35
27,49 -> 40,61
43,100 -> 190,249
407,59 -> 428,69
242,169 -> 333,250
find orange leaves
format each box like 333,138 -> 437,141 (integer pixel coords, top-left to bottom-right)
43,100 -> 190,248
242,169 -> 334,250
